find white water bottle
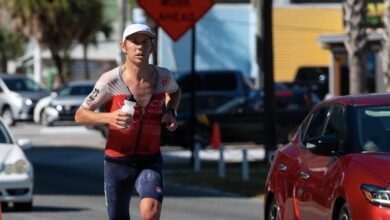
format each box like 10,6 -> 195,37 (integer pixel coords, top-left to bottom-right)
121,95 -> 136,115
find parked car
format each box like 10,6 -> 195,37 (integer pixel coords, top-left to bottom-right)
162,82 -> 319,148
33,80 -> 95,126
175,69 -> 254,96
0,74 -> 50,126
292,66 -> 350,99
264,93 -> 390,220
161,92 -> 245,147
96,70 -> 319,147
271,82 -> 320,110
0,118 -> 33,211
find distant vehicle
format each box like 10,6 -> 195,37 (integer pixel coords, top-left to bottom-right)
272,82 -> 320,110
292,66 -> 349,100
265,93 -> 390,220
175,69 -> 254,96
97,70 -> 319,147
0,74 -> 50,126
162,82 -> 319,147
0,118 -> 33,211
161,93 -> 242,147
33,80 -> 95,126
207,83 -> 319,145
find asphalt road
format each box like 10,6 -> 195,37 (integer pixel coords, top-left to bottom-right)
3,123 -> 263,220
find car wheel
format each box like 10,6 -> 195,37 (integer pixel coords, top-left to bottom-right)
1,107 -> 15,127
267,197 -> 279,220
337,203 -> 350,220
14,201 -> 33,211
40,109 -> 53,127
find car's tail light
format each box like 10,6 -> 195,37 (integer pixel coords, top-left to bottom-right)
361,184 -> 390,206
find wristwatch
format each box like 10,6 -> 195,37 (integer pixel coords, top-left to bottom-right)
166,108 -> 177,118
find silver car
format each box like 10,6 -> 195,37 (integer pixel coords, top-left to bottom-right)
0,75 -> 50,126
33,80 -> 95,126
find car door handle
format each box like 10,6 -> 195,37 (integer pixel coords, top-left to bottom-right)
300,172 -> 310,180
278,164 -> 287,172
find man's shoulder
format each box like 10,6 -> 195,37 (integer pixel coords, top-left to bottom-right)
97,67 -> 121,84
153,65 -> 171,75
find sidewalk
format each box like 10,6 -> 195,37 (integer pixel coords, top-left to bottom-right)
162,146 -> 266,164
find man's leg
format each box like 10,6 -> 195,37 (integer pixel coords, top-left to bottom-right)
135,169 -> 163,220
104,160 -> 135,220
140,198 -> 161,220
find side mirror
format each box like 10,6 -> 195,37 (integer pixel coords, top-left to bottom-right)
306,135 -> 337,156
17,139 -> 32,150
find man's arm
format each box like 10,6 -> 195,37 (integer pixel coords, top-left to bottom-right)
165,88 -> 181,111
75,107 -> 110,125
75,107 -> 132,129
162,88 -> 181,132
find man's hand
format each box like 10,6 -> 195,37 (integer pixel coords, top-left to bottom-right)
161,111 -> 178,132
110,109 -> 133,129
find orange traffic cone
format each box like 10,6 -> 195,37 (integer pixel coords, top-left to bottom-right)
210,122 -> 222,149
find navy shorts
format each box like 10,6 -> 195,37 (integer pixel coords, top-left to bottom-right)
104,154 -> 164,220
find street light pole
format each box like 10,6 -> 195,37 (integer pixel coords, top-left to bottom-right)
256,0 -> 277,162
118,0 -> 127,65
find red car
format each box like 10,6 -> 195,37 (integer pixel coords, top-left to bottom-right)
264,93 -> 390,220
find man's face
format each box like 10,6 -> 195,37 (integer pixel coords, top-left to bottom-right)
122,33 -> 153,64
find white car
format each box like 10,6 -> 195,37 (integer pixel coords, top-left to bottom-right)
0,119 -> 33,211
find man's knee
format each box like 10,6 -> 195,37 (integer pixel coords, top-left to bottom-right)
141,209 -> 160,220
140,198 -> 161,220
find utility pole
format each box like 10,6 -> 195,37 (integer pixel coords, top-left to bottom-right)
254,0 -> 277,162
118,0 -> 127,65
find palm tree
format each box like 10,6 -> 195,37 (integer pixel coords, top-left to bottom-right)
75,0 -> 111,79
0,0 -> 106,85
382,0 -> 390,91
343,0 -> 368,95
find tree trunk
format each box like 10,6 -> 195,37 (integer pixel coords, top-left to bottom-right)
117,0 -> 126,65
83,43 -> 90,79
50,48 -> 65,87
382,0 -> 390,91
343,0 -> 368,95
0,53 -> 7,72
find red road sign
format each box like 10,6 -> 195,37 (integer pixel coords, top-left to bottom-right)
138,0 -> 214,41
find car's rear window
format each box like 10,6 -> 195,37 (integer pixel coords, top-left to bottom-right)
177,72 -> 238,92
3,78 -> 46,92
295,67 -> 328,82
178,95 -> 235,114
59,85 -> 94,96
